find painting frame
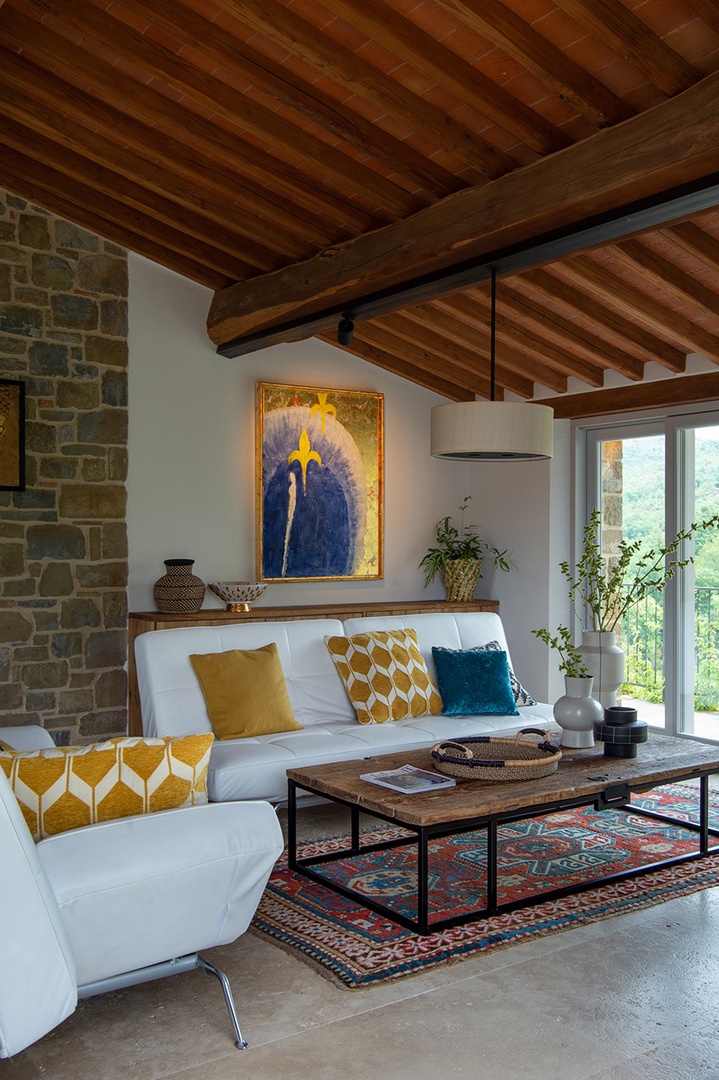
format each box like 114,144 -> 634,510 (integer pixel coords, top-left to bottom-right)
0,378 -> 25,492
256,382 -> 384,583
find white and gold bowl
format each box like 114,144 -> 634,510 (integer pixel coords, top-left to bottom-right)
208,581 -> 267,612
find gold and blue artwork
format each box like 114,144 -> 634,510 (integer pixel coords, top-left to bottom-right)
257,383 -> 383,582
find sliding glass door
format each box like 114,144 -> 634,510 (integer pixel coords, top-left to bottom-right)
583,413 -> 719,741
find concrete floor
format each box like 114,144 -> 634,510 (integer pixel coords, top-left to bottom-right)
5,800 -> 719,1080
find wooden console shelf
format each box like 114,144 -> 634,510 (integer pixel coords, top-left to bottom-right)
128,599 -> 498,737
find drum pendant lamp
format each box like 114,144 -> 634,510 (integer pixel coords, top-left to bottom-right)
430,269 -> 554,461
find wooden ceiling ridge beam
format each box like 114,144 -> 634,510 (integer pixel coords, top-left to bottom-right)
558,255 -> 719,363
0,106 -> 287,274
0,10 -> 380,236
552,0 -> 700,96
434,0 -> 633,126
317,0 -> 569,156
118,0 -> 463,201
683,0 -> 719,39
208,70 -> 719,349
211,0 -> 519,179
25,0 -> 424,218
519,267 -> 687,369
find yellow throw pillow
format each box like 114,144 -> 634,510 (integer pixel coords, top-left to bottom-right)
0,734 -> 213,841
326,629 -> 443,725
189,642 -> 302,740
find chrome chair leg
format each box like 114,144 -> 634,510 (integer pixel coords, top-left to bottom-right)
195,954 -> 248,1049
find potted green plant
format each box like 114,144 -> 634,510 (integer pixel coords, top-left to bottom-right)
530,625 -> 602,748
419,496 -> 509,602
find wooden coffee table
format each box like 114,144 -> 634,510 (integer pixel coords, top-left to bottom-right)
286,734 -> 719,934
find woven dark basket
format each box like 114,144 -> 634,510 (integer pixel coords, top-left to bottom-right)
431,728 -> 562,782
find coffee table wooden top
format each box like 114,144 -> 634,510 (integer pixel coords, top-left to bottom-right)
287,734 -> 719,827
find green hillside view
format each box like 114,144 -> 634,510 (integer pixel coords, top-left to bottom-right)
618,428 -> 719,711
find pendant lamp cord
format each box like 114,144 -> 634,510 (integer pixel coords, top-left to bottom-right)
490,266 -> 497,402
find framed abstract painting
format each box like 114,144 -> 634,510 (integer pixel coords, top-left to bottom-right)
257,383 -> 383,582
0,379 -> 25,492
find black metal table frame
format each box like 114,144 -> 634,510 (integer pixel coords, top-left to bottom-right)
287,771 -> 719,935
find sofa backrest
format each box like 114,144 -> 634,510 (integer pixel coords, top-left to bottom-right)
135,618 -> 356,737
343,611 -> 515,683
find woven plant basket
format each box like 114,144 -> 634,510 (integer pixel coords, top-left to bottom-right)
440,558 -> 483,602
431,728 -> 562,782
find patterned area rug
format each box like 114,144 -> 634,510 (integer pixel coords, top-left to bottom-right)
251,784 -> 719,988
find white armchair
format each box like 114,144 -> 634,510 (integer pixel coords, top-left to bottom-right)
0,726 -> 284,1058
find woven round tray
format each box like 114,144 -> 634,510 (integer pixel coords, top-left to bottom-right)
431,728 -> 562,781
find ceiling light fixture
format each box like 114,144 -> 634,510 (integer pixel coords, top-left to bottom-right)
337,313 -> 355,346
430,268 -> 554,461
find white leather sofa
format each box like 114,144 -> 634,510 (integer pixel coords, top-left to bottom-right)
136,611 -> 554,804
0,724 -> 284,1057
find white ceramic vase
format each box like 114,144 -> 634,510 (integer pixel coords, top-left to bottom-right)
553,676 -> 604,748
576,631 -> 625,708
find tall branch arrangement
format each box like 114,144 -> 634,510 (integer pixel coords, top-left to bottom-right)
562,508 -> 719,633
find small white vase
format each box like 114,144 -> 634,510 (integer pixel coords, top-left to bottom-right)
553,676 -> 603,749
577,631 -> 625,708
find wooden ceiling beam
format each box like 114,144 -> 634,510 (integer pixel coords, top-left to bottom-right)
613,239 -> 719,314
404,299 -> 571,393
30,0 -> 424,219
434,0 -> 633,126
317,0 -> 569,156
556,255 -> 719,363
213,0 -> 519,180
519,268 -> 688,369
683,0 -> 719,39
1,159 -> 228,289
118,0 -> 463,202
0,11 -> 380,238
373,312 -> 541,397
2,143 -> 255,281
0,111 -> 285,275
552,0 -> 699,96
495,283 -> 644,380
208,71 -> 719,347
0,46 -> 336,252
662,222 -> 719,271
318,333 -> 477,402
544,372 -> 719,419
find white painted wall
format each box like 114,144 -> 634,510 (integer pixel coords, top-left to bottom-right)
127,254 -> 567,700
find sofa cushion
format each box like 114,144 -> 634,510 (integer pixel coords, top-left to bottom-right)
453,640 -> 537,706
326,628 -> 442,725
190,642 -> 302,740
432,647 -> 519,717
0,735 -> 213,841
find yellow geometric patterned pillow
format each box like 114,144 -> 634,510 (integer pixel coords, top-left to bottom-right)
0,734 -> 214,841
326,629 -> 443,725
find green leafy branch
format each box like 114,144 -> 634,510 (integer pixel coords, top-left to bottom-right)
561,508 -> 719,633
531,625 -> 590,679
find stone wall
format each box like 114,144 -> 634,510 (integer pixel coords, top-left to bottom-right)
0,188 -> 129,744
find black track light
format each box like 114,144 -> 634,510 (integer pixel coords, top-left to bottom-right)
337,314 -> 355,346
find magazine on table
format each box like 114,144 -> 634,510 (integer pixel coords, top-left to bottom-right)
360,763 -> 456,793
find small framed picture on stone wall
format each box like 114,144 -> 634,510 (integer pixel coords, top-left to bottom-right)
0,378 -> 25,491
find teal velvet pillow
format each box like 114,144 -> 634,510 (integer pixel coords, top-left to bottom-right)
432,647 -> 519,717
